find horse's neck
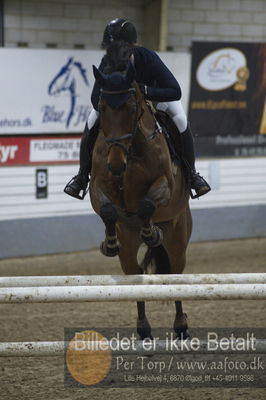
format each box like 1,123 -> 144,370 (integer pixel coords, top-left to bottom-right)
137,101 -> 157,140
132,102 -> 161,157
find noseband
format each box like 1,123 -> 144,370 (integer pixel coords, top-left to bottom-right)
100,87 -> 141,155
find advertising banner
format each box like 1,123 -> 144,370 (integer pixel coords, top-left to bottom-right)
0,48 -> 103,134
188,42 -> 266,157
0,49 -> 191,137
0,136 -> 80,165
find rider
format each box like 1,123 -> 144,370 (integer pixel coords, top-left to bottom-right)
64,18 -> 211,200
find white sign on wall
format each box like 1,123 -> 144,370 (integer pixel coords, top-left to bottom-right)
196,47 -> 247,91
0,48 -> 103,134
30,138 -> 80,162
0,48 -> 190,135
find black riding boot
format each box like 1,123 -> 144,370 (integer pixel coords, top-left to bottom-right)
64,121 -> 99,200
181,125 -> 211,198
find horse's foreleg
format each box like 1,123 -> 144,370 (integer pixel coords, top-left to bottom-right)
137,198 -> 163,247
137,176 -> 170,247
99,203 -> 120,257
90,180 -> 120,257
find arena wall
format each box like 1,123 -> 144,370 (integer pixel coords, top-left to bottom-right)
1,157 -> 266,259
4,0 -> 266,51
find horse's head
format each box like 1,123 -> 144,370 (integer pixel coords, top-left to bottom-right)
93,62 -> 142,177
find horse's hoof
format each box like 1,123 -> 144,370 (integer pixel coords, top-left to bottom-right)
137,318 -> 153,340
100,241 -> 120,257
141,226 -> 163,248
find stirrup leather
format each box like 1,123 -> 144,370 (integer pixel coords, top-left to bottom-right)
64,175 -> 89,200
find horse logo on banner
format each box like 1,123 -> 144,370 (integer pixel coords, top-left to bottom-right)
48,57 -> 89,128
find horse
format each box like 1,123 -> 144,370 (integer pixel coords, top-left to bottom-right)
48,57 -> 89,127
89,45 -> 192,340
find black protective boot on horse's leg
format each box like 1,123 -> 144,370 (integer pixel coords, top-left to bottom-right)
181,125 -> 211,199
64,121 -> 99,200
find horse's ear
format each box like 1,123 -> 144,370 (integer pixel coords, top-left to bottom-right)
93,65 -> 106,87
126,62 -> 136,84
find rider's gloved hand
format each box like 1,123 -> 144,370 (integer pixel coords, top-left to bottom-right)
138,83 -> 148,98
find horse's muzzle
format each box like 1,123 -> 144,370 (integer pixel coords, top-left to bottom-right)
107,162 -> 126,176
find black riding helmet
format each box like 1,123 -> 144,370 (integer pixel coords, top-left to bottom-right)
101,18 -> 137,48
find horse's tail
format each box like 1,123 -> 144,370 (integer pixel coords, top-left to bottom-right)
141,245 -> 171,275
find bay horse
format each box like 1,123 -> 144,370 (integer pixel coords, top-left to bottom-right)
89,47 -> 192,340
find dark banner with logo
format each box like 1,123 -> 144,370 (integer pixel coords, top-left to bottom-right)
188,42 -> 266,157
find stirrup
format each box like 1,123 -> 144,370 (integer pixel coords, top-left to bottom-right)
64,176 -> 89,200
190,175 -> 211,199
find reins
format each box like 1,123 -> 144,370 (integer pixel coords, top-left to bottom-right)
100,87 -> 142,155
100,86 -> 161,156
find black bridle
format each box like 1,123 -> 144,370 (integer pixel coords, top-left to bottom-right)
100,87 -> 142,155
99,86 -> 162,157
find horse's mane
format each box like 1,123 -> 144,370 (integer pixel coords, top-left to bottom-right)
104,40 -> 133,73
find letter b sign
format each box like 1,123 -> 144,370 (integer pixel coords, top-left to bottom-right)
36,169 -> 48,199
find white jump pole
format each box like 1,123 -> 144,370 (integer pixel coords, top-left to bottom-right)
0,341 -> 65,356
0,273 -> 266,287
0,284 -> 266,303
1,339 -> 266,357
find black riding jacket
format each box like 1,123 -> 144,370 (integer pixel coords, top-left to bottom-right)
91,46 -> 182,110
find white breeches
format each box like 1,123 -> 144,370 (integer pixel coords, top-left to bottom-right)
156,101 -> 188,133
87,101 -> 188,133
87,109 -> 99,130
